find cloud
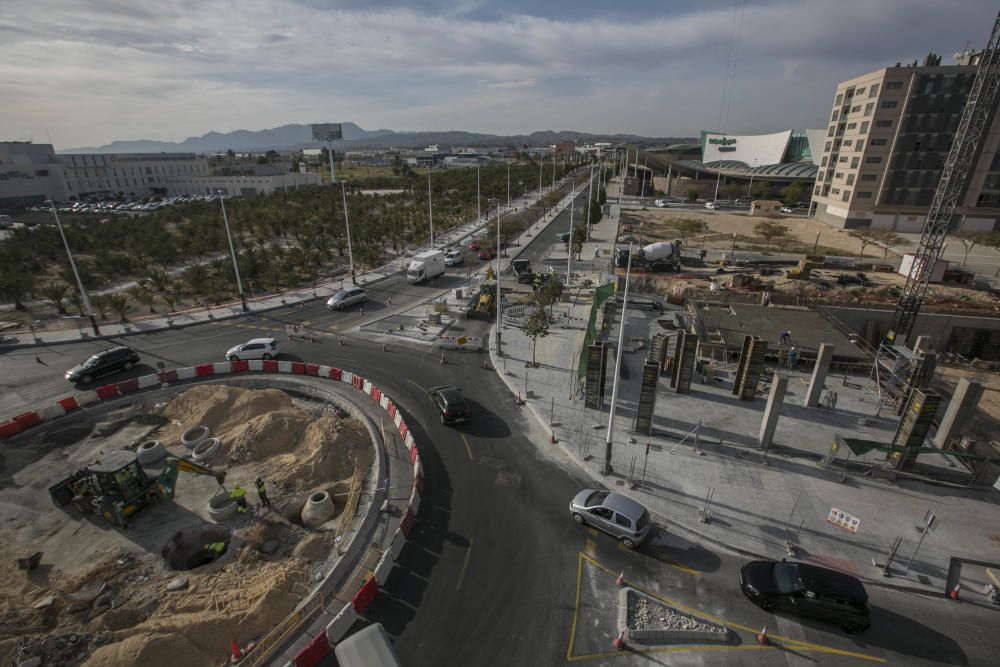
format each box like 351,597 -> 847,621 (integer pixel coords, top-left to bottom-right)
1,0 -> 997,147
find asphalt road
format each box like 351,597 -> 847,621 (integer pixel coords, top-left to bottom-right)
4,188 -> 999,665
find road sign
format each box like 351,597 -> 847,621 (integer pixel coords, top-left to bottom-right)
311,123 -> 343,141
827,507 -> 860,533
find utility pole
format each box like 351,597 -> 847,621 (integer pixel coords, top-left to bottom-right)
602,245 -> 633,476
566,183 -> 576,287
218,193 -> 248,312
427,167 -> 434,246
494,199 -> 503,359
477,164 -> 481,221
538,156 -> 543,197
341,183 -> 355,283
49,199 -> 99,335
507,161 -> 511,209
585,164 -> 595,240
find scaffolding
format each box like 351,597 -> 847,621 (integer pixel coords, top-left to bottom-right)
869,343 -> 937,416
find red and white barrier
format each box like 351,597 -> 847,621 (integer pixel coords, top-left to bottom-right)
0,358 -> 427,667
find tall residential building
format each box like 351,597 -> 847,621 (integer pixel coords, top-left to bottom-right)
812,51 -> 1000,233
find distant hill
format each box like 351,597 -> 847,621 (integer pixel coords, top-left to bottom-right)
63,123 -> 693,154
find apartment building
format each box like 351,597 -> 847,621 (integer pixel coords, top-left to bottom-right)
812,51 -> 1000,233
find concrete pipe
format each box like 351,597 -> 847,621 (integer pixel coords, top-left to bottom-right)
181,426 -> 210,450
191,437 -> 220,464
300,491 -> 336,529
136,439 -> 167,465
206,491 -> 238,522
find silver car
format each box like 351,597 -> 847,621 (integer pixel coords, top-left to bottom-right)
327,287 -> 367,310
569,489 -> 652,549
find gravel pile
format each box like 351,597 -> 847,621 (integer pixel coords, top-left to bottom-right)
628,595 -> 720,632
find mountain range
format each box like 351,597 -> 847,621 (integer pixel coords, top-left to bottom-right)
63,123 -> 693,154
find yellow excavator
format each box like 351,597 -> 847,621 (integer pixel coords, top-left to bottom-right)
49,450 -> 226,528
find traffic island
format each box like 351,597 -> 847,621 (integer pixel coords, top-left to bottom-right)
619,587 -> 730,644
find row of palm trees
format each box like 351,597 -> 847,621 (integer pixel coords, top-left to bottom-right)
2,156 -> 600,321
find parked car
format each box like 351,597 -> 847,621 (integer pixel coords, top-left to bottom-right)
65,346 -> 140,384
478,247 -> 496,260
704,201 -> 717,210
225,337 -> 281,361
468,239 -> 482,251
326,286 -> 367,310
780,206 -> 794,214
654,199 -> 667,208
428,385 -> 471,424
444,249 -> 464,267
569,489 -> 652,549
739,559 -> 871,633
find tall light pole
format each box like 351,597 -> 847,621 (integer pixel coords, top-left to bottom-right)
507,161 -> 511,209
617,147 -> 627,208
491,198 -> 503,359
326,140 -> 337,184
712,169 -> 722,208
427,167 -> 434,246
538,156 -> 543,197
566,182 -> 576,287
551,154 -> 556,191
602,244 -> 633,476
585,164 -> 595,240
218,192 -> 248,312
341,183 -> 355,283
476,163 -> 481,221
746,159 -> 758,200
49,199 -> 99,335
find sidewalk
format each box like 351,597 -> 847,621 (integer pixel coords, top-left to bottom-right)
0,184 -> 579,350
489,182 -> 1000,600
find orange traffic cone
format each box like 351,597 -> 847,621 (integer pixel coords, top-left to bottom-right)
616,571 -> 625,587
550,432 -> 557,443
229,639 -> 244,662
949,583 -> 961,601
613,630 -> 625,650
756,625 -> 769,645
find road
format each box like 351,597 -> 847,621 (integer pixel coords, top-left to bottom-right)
3,186 -> 999,665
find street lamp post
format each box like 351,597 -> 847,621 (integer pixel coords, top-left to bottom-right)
492,198 -> 503,360
218,192 -> 248,312
712,169 -> 722,208
746,159 -> 758,200
566,183 -> 576,287
602,244 -> 633,476
341,184 -> 355,283
48,199 -> 99,335
476,164 -> 481,221
585,164 -> 595,240
427,167 -> 434,246
507,161 -> 511,209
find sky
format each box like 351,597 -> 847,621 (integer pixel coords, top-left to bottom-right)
1,0 -> 997,149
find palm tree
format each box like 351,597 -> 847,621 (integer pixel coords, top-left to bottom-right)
146,268 -> 172,293
67,288 -> 85,316
90,294 -> 111,320
108,294 -> 131,323
163,291 -> 178,314
39,281 -> 71,314
128,284 -> 157,314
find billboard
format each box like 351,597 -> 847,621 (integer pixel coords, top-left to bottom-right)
311,123 -> 343,141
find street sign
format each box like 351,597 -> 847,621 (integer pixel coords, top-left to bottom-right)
827,507 -> 860,533
311,123 -> 343,141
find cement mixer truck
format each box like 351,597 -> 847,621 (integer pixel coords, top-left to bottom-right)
614,241 -> 682,272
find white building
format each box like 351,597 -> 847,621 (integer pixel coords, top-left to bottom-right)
60,152 -> 209,198
165,172 -> 322,197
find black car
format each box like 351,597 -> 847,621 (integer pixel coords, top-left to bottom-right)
739,560 -> 870,633
65,346 -> 140,384
428,385 -> 471,424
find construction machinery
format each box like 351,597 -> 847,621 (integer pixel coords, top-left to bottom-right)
614,241 -> 682,272
48,450 -> 226,528
512,259 -> 534,284
786,257 -> 818,280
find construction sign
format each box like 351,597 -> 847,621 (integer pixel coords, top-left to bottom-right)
827,507 -> 860,533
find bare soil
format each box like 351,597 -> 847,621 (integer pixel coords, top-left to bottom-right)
0,384 -> 374,667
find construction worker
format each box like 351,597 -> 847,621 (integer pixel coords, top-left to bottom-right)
255,477 -> 271,508
230,484 -> 248,513
203,542 -> 226,557
786,347 -> 798,369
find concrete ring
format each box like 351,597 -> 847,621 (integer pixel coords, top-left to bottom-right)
136,439 -> 166,465
181,426 -> 210,449
206,491 -> 238,522
191,437 -> 220,464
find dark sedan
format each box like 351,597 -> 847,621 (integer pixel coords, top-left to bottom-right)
739,559 -> 871,633
428,385 -> 471,424
65,345 -> 140,384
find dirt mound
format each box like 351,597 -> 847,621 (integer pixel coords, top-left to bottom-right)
158,385 -> 294,438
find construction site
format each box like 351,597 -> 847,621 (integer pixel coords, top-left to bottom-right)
0,380 -> 377,667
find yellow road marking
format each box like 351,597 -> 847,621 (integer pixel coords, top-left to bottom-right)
568,552 -> 887,664
585,539 -> 596,556
988,568 -> 1000,588
586,527 -> 598,537
407,379 -> 427,393
460,433 -> 473,461
456,538 -> 474,590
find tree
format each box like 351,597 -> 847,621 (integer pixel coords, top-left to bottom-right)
953,231 -> 987,266
39,280 -> 70,314
686,189 -> 699,203
67,288 -> 85,316
522,307 -> 550,366
867,229 -> 909,259
538,278 -> 564,315
754,180 -> 772,200
108,294 -> 131,323
753,220 -> 789,254
672,218 -> 708,245
780,182 -> 806,206
725,182 -> 742,201
128,283 -> 157,313
90,294 -> 110,320
848,230 -> 879,259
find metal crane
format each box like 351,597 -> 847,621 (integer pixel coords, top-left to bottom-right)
886,11 -> 1000,343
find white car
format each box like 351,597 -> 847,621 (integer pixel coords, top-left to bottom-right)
327,286 -> 367,310
705,201 -> 717,210
226,337 -> 281,361
444,249 -> 464,266
780,206 -> 794,214
654,199 -> 667,208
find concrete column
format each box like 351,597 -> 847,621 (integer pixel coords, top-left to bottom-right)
805,343 -> 835,408
933,378 -> 984,449
759,373 -> 789,451
913,335 -> 933,355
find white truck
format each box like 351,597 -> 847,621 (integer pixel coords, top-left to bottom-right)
406,249 -> 446,284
